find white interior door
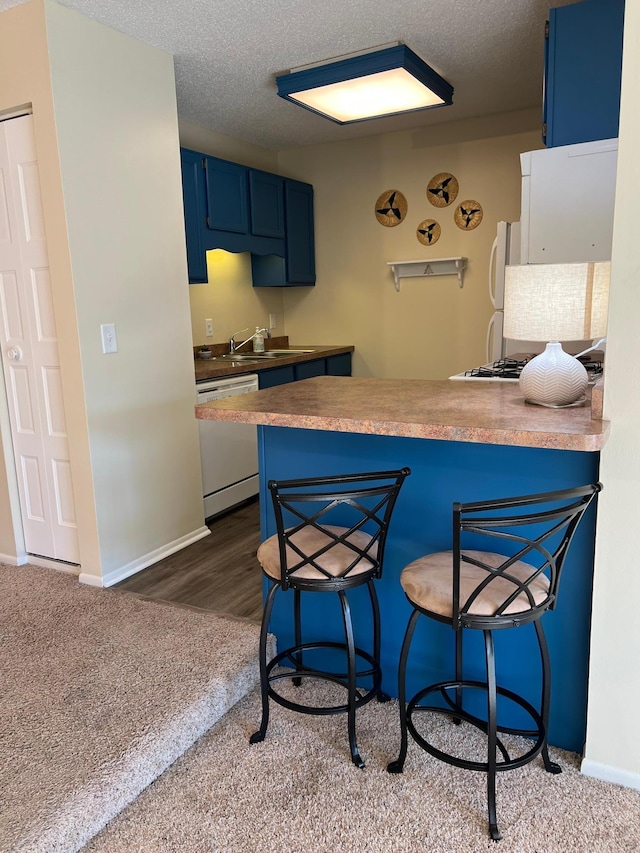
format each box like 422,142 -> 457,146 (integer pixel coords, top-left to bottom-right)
0,115 -> 80,564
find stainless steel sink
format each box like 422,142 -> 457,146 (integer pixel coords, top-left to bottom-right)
217,349 -> 315,360
201,349 -> 316,364
263,349 -> 315,355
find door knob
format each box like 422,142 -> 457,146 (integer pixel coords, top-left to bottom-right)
6,346 -> 22,361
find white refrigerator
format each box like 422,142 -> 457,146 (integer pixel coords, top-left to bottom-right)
486,220 -> 521,362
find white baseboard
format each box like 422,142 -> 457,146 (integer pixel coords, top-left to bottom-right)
79,526 -> 212,588
0,551 -> 25,566
27,555 -> 80,575
581,758 -> 640,791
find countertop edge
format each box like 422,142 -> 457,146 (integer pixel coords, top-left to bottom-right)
195,406 -> 611,452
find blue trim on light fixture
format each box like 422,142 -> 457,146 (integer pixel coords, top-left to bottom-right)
276,44 -> 454,125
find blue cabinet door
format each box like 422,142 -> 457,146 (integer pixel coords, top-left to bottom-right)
180,148 -> 208,283
285,179 -> 315,284
204,157 -> 249,233
544,0 -> 624,148
258,365 -> 296,389
325,353 -> 352,376
249,170 -> 285,238
294,359 -> 325,381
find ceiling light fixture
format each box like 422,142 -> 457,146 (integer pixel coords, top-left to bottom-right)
276,43 -> 453,125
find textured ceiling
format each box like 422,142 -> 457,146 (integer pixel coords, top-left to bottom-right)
0,0 -> 575,150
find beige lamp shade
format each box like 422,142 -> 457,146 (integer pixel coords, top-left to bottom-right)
503,262 -> 610,341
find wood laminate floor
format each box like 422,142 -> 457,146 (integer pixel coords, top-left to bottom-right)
115,499 -> 263,623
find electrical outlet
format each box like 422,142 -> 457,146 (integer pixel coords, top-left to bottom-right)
268,313 -> 277,330
205,318 -> 213,337
100,323 -> 118,354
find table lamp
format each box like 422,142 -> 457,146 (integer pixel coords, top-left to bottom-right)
503,262 -> 610,407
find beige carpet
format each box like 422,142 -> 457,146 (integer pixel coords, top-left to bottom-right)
82,678 -> 640,853
0,563 -> 269,853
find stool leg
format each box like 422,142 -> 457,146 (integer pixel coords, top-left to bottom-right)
292,588 -> 303,687
484,629 -> 502,842
338,589 -> 364,768
387,607 -> 421,774
452,626 -> 464,724
535,619 -> 562,775
250,580 -> 278,745
367,580 -> 390,702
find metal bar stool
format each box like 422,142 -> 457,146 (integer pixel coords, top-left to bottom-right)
388,482 -> 601,840
250,468 -> 410,767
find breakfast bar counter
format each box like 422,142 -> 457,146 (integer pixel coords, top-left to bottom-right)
195,375 -> 609,451
196,376 -> 608,753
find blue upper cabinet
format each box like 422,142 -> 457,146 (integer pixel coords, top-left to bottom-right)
252,179 -> 316,287
249,170 -> 285,238
544,0 -> 625,148
179,148 -> 315,286
204,157 -> 249,233
285,180 -> 316,284
180,148 -> 208,283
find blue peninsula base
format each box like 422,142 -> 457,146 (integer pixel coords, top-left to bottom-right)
257,425 -> 600,754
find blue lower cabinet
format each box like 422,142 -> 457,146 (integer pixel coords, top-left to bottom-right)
295,359 -> 325,381
257,353 -> 351,388
258,365 -> 295,389
326,353 -> 352,376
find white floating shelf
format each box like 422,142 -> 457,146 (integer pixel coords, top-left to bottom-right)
387,257 -> 467,291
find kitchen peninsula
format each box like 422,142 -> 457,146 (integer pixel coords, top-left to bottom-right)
196,376 -> 608,752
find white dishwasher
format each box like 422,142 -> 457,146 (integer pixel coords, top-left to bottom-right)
196,373 -> 259,519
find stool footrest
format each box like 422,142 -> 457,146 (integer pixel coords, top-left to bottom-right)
266,641 -> 382,717
406,679 -> 546,774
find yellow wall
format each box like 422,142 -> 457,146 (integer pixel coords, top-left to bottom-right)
190,251 -> 285,348
583,0 -> 640,788
278,109 -> 542,378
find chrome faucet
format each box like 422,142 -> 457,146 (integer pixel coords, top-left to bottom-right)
229,327 -> 270,353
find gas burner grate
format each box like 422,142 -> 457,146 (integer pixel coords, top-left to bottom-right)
464,354 -> 604,382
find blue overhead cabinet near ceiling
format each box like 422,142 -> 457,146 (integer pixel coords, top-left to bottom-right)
179,147 -> 315,286
251,180 -> 315,287
543,0 -> 625,148
180,147 -> 208,283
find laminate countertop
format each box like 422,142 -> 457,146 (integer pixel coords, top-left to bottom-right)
194,344 -> 354,382
195,375 -> 610,452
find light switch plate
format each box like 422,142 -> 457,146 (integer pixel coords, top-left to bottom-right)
205,318 -> 213,337
100,323 -> 118,354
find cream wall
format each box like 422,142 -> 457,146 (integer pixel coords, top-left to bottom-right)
44,0 -> 204,584
179,120 -> 279,172
277,110 -> 542,379
582,0 -> 640,789
0,0 -> 204,584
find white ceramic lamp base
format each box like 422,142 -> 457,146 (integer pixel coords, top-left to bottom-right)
519,341 -> 589,408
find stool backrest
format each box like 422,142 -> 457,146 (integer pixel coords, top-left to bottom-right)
267,468 -> 410,590
453,482 -> 602,629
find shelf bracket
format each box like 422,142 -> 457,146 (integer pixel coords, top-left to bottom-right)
387,257 -> 467,291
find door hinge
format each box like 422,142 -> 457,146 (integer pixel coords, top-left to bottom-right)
202,157 -> 206,170
545,19 -> 549,39
205,215 -> 211,228
542,121 -> 547,139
